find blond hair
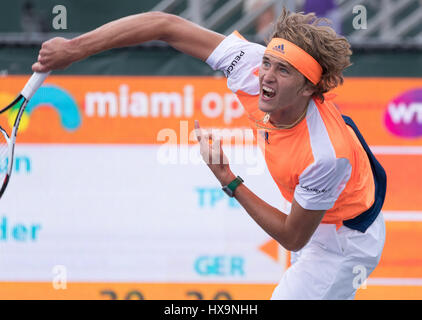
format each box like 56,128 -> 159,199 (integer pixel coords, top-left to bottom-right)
269,8 -> 352,102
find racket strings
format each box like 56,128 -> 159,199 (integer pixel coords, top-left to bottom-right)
0,130 -> 9,178
0,98 -> 25,180
0,93 -> 34,198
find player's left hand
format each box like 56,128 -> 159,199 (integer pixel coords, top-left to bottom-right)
194,120 -> 235,186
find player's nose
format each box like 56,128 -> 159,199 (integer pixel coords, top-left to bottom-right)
261,67 -> 277,84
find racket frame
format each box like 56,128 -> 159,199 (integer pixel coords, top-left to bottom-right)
0,95 -> 29,198
0,72 -> 50,199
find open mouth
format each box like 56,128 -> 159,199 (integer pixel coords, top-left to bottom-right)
262,85 -> 276,99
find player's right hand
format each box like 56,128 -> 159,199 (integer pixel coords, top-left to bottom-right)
32,37 -> 76,72
194,120 -> 234,186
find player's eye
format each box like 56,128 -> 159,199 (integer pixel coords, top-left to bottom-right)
279,67 -> 288,74
262,61 -> 270,68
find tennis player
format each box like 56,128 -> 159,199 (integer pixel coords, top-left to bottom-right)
32,8 -> 386,300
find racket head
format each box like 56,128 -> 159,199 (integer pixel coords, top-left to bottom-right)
0,94 -> 27,199
0,72 -> 50,199
0,126 -> 11,198
0,72 -> 50,198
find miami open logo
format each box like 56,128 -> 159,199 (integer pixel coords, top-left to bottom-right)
384,88 -> 422,138
0,85 -> 81,132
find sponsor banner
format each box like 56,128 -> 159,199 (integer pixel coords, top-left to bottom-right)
0,76 -> 421,145
0,145 -> 285,283
0,282 -> 276,300
0,76 -> 244,144
0,280 -> 421,300
334,78 -> 422,145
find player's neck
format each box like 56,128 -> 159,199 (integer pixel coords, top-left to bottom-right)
270,97 -> 311,128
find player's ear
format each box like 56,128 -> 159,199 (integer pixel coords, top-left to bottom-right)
300,79 -> 316,98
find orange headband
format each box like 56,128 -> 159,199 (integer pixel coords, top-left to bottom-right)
265,38 -> 322,85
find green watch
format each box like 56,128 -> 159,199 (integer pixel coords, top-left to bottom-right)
222,176 -> 244,197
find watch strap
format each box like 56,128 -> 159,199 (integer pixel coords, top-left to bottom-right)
223,176 -> 244,197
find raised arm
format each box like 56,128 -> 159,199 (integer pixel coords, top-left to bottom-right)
32,11 -> 225,72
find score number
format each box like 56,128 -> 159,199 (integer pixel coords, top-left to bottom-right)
100,289 -> 232,300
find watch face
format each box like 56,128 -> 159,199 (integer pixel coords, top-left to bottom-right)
222,186 -> 234,197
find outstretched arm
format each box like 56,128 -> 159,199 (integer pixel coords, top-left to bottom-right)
32,11 -> 225,72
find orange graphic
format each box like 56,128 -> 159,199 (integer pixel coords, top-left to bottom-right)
259,239 -> 279,262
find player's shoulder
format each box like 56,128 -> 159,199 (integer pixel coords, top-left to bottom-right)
302,99 -> 353,169
206,31 -> 265,69
206,31 -> 265,95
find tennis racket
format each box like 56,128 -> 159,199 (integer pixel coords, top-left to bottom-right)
0,72 -> 50,199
